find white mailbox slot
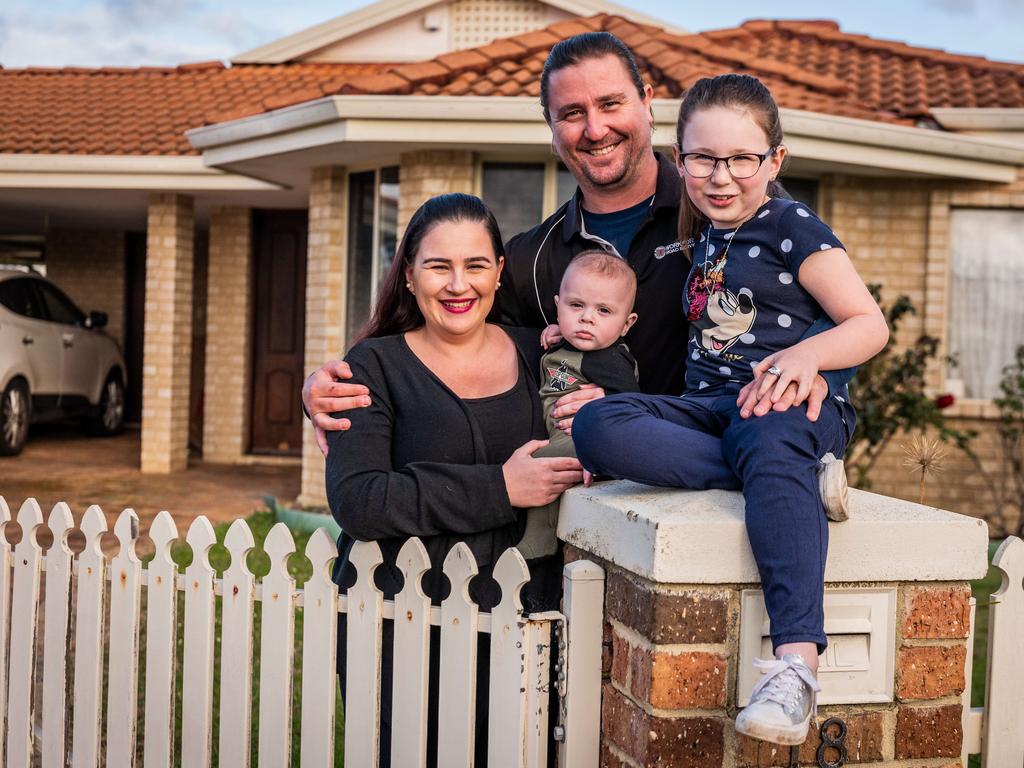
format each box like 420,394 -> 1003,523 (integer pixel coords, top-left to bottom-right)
738,587 -> 896,705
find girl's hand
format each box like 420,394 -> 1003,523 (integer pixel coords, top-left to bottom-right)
750,343 -> 822,409
540,324 -> 563,349
503,440 -> 584,507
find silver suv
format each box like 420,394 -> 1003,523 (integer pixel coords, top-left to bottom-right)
0,268 -> 126,455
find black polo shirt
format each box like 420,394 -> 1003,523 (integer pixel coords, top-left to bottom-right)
495,153 -> 690,396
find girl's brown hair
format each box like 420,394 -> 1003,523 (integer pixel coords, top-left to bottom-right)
354,193 -> 504,345
675,74 -> 790,256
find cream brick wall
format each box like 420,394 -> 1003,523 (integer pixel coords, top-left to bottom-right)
299,167 -> 348,507
202,207 -> 252,463
822,172 -> 1024,524
141,194 -> 194,474
398,150 -> 476,233
45,230 -> 126,347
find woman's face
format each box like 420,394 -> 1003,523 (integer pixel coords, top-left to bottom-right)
405,219 -> 503,338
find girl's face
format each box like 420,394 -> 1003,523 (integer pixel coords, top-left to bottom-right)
675,104 -> 786,230
405,219 -> 503,339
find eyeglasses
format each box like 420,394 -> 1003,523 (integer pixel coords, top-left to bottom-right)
677,148 -> 777,179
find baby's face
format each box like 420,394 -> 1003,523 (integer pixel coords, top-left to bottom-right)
555,268 -> 638,351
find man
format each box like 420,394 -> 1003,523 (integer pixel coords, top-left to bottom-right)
302,31 -> 843,443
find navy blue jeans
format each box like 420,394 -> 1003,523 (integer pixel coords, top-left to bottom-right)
573,386 -> 855,653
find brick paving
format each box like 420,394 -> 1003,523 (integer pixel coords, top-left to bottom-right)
0,424 -> 300,552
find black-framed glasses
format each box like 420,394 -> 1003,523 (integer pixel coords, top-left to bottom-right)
677,148 -> 776,179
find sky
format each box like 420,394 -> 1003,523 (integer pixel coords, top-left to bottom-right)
0,0 -> 1021,68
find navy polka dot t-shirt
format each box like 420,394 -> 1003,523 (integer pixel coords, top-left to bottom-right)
682,197 -> 845,392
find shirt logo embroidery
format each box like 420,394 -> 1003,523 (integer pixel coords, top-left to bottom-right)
546,361 -> 579,392
654,240 -> 683,260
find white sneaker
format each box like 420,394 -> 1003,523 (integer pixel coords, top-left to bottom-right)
735,654 -> 820,745
819,452 -> 849,522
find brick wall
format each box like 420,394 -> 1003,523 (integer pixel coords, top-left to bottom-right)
202,207 -> 251,463
398,150 -> 476,233
567,546 -> 971,768
300,167 -> 348,507
140,194 -> 194,474
821,174 -> 1024,526
45,230 -> 126,347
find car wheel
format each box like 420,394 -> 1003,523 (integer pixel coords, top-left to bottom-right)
85,374 -> 125,437
0,379 -> 30,456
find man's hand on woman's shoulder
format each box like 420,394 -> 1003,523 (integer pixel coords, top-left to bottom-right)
302,360 -> 372,455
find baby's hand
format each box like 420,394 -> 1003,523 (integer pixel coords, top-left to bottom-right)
540,324 -> 563,349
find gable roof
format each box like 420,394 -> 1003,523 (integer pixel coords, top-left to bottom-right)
2,15 -> 1023,157
326,15 -> 1024,125
231,0 -> 687,64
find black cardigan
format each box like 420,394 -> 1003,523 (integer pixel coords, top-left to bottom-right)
326,325 -> 560,611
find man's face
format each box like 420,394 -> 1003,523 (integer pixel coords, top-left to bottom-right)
546,54 -> 654,198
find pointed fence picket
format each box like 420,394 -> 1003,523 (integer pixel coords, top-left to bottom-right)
219,519 -> 256,768
258,523 -> 297,767
71,506 -> 108,768
300,529 -> 340,768
106,508 -> 143,767
6,498 -> 43,768
390,537 -> 432,768
41,503 -> 74,768
0,497 -> 606,767
438,542 -> 481,768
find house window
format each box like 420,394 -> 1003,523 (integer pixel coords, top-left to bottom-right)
346,166 -> 399,345
946,208 -> 1024,399
781,178 -> 819,210
481,162 -> 545,242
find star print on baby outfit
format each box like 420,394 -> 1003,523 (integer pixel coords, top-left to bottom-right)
681,198 -> 845,392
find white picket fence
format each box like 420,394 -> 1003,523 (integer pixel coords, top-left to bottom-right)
963,535 -> 1024,767
0,496 -> 604,768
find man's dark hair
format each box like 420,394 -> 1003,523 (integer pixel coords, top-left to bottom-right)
540,32 -> 646,123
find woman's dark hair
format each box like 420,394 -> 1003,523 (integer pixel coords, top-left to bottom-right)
354,193 -> 505,344
540,32 -> 646,122
675,74 -> 791,255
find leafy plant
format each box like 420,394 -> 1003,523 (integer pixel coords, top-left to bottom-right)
846,285 -> 975,488
992,345 -> 1024,537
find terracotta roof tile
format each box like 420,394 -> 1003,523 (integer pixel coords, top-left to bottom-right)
4,13 -> 1024,157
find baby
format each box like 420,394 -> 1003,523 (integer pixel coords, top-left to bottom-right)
516,250 -> 641,559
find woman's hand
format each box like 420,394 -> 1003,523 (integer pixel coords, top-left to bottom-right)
540,324 -> 563,349
302,360 -> 371,455
503,440 -> 584,507
747,343 -> 823,414
552,384 -> 605,434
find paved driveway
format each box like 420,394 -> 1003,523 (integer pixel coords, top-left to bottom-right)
0,424 -> 301,551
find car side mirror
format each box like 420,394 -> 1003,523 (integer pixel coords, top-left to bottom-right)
85,310 -> 108,329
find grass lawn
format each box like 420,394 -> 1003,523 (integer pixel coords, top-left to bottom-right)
136,507 -> 345,767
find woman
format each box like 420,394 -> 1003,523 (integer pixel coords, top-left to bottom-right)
326,193 -> 582,766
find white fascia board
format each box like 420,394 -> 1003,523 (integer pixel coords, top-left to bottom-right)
189,95 -> 1024,182
232,0 -> 443,63
931,108 -> 1024,131
0,154 -> 284,190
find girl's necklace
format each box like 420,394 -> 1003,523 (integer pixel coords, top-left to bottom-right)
698,200 -> 769,291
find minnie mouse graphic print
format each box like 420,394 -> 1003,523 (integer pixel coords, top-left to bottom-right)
682,197 -> 845,392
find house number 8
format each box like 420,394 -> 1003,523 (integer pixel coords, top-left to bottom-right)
816,717 -> 848,767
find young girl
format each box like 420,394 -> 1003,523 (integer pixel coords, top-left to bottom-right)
572,74 -> 889,746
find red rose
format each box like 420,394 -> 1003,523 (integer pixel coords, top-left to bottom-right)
934,393 -> 955,409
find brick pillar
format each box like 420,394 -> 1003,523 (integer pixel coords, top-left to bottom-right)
558,484 -> 985,767
202,207 -> 252,463
141,194 -> 194,474
299,166 -> 347,507
398,150 -> 475,233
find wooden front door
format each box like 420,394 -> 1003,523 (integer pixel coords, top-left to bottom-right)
250,210 -> 307,455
